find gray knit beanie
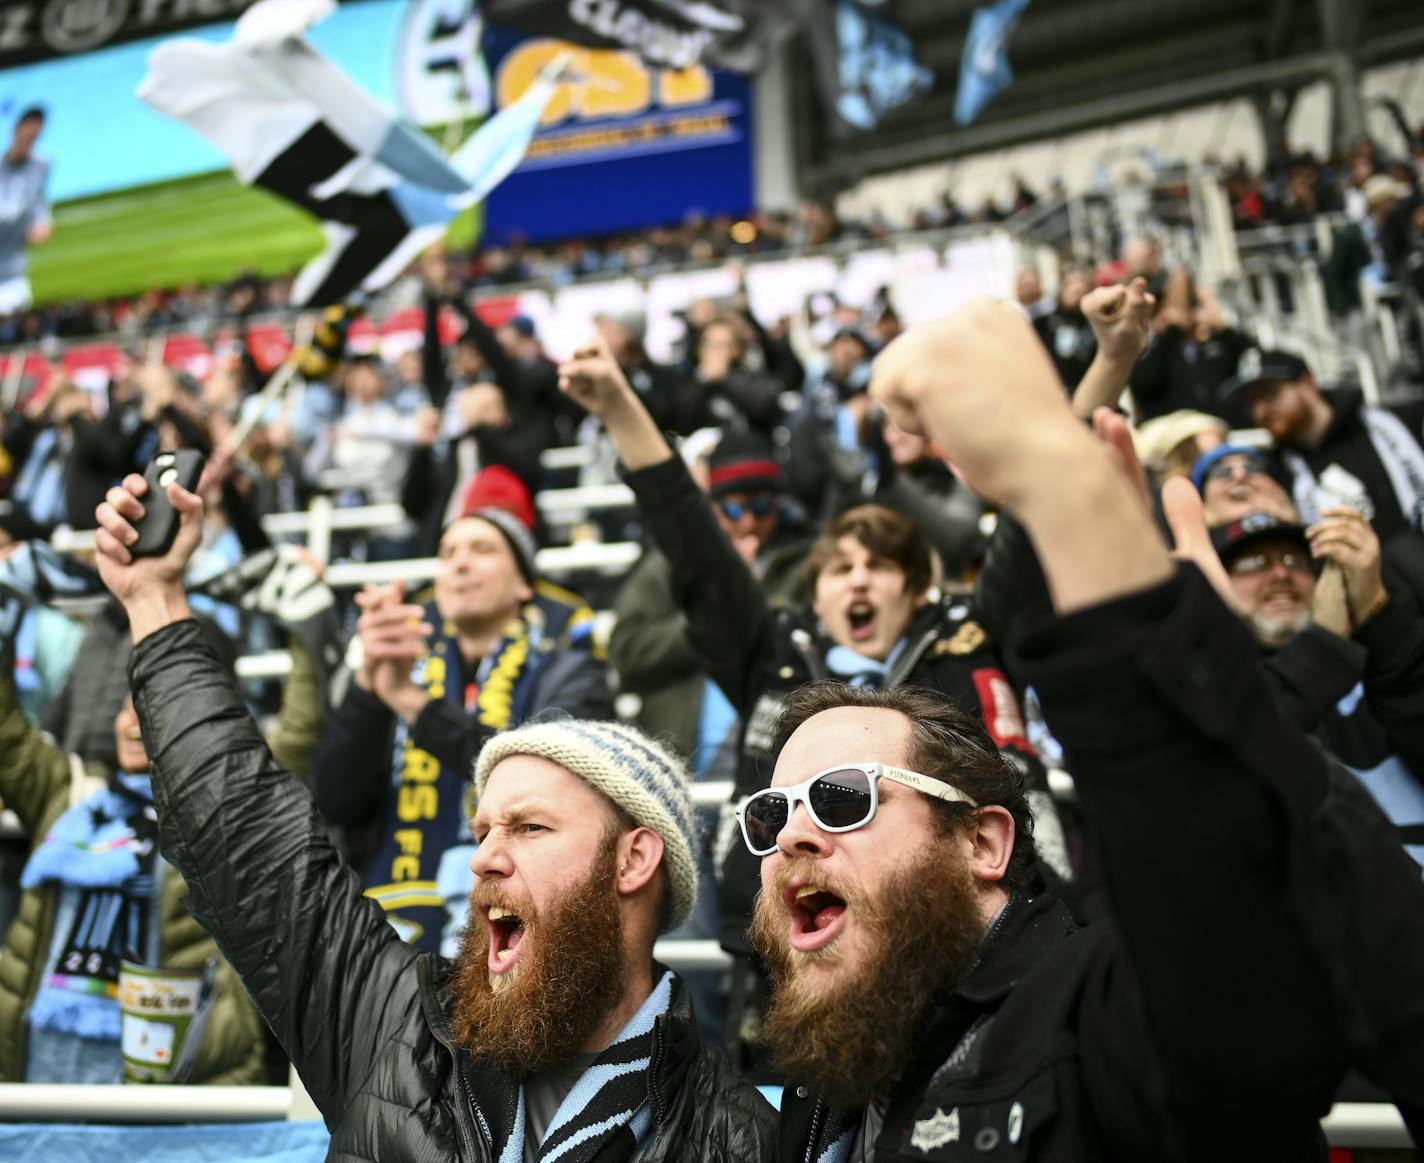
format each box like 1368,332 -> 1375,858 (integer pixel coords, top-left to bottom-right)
474,719 -> 698,931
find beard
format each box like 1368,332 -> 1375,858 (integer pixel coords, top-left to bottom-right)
451,843 -> 625,1076
750,844 -> 987,1109
1250,603 -> 1311,649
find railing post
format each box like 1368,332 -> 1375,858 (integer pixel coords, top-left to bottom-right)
306,496 -> 335,567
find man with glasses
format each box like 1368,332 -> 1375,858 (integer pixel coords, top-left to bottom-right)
1190,443 -> 1298,525
1212,509 -> 1424,868
736,299 -> 1424,1159
560,335 -> 1072,1049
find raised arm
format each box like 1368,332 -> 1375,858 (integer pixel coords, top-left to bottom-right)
1071,277 -> 1155,421
92,476 -> 423,1125
559,339 -> 777,712
871,301 -> 1424,1136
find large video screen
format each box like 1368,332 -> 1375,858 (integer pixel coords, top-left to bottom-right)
0,1 -> 416,203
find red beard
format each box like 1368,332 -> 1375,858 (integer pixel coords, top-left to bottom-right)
451,842 -> 626,1075
750,846 -> 987,1107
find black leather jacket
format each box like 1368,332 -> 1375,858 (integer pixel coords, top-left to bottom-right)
130,619 -> 776,1162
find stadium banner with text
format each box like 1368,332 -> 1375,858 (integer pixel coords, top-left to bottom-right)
0,0 -> 387,68
480,25 -> 755,243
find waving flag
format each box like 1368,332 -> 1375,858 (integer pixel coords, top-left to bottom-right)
954,0 -> 1032,126
832,0 -> 933,130
138,0 -> 564,306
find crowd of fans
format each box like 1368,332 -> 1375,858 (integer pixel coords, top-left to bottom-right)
0,152 -> 1422,1157
10,120 -> 1424,353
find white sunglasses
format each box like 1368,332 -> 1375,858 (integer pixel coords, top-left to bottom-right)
736,762 -> 976,856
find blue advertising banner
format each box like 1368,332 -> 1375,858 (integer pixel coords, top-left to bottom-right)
480,25 -> 755,243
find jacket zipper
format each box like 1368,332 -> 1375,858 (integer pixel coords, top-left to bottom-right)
647,1019 -> 668,1127
454,1053 -> 489,1160
803,1098 -> 827,1163
887,625 -> 939,688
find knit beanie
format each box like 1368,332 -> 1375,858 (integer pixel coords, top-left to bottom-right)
474,719 -> 698,931
463,507 -> 539,586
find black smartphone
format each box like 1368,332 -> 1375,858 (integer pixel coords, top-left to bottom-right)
131,450 -> 205,558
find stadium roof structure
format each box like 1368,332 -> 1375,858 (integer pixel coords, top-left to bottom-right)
795,0 -> 1424,189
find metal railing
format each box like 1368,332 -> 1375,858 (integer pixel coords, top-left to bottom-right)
0,1085 -> 1409,1146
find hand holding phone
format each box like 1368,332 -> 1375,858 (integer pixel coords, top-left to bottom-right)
131,451 -> 206,558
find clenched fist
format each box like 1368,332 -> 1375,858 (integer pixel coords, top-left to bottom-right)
868,298 -> 1087,508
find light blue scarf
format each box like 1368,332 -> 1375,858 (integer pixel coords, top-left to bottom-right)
494,971 -> 675,1163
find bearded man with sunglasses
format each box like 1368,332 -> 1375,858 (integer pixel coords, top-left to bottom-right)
745,299 -> 1424,1159
559,337 -> 1072,983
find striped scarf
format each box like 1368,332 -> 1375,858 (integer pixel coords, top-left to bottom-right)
806,1104 -> 859,1163
475,971 -> 676,1163
365,606 -> 543,952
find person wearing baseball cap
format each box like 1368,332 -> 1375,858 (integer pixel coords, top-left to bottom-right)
1210,510 -> 1319,648
1218,346 -> 1424,552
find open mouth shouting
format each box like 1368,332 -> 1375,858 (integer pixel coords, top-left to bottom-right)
485,904 -> 527,976
787,883 -> 848,953
845,601 -> 878,644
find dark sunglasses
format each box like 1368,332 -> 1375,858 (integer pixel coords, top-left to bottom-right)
1205,453 -> 1271,483
736,763 -> 976,856
717,496 -> 776,521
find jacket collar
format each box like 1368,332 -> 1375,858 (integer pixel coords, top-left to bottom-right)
778,895 -> 1074,1157
1320,388 -> 1365,445
420,956 -> 701,1122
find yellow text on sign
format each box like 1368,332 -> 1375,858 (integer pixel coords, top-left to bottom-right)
497,40 -> 714,128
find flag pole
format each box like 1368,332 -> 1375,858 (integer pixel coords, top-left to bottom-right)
225,312 -> 318,456
1,346 -> 28,413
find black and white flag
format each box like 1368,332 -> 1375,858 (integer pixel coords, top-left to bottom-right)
139,0 -> 564,307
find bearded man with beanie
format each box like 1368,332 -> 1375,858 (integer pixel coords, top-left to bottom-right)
309,501 -> 608,954
89,473 -> 776,1160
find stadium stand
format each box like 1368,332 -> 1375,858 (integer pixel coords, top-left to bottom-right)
1,2 -> 1422,1157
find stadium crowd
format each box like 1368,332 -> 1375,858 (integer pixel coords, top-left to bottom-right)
7,116 -> 1424,350
1,157 -> 1423,1157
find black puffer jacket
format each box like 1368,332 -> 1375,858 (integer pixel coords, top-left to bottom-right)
130,619 -> 776,1162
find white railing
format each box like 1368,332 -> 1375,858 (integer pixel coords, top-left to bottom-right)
541,445 -> 596,471
0,1085 -> 1408,1146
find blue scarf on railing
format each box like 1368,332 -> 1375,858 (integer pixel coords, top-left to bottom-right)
22,773 -> 157,1040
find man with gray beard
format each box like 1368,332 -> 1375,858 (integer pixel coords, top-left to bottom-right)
742,298 -> 1424,1160
87,470 -> 776,1162
1213,509 -> 1424,869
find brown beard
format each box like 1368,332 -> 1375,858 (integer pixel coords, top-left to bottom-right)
451,842 -> 625,1076
750,844 -> 986,1108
